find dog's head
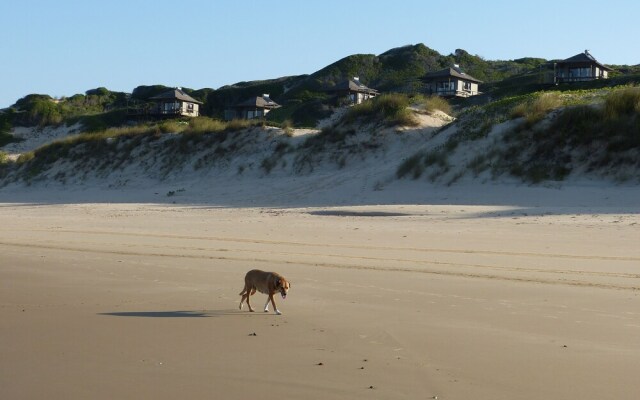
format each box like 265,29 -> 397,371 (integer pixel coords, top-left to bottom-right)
275,277 -> 290,299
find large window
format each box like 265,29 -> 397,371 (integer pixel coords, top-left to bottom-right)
569,68 -> 591,78
163,102 -> 178,113
437,81 -> 454,92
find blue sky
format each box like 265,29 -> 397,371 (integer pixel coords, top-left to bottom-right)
1,0 -> 638,108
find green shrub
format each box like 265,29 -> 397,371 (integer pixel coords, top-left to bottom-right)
0,131 -> 15,147
603,87 -> 640,119
159,120 -> 187,134
415,95 -> 452,115
225,119 -> 253,131
345,93 -> 418,126
497,87 -> 640,183
302,126 -> 355,149
396,149 -> 449,180
187,117 -> 227,134
510,92 -> 562,126
71,109 -> 128,132
396,153 -> 424,179
282,119 -> 294,136
16,151 -> 34,164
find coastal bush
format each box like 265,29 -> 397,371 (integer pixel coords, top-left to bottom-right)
510,92 -> 562,126
225,119 -> 254,131
159,120 -> 187,134
302,126 -> 356,149
282,119 -> 294,136
187,117 -> 227,134
345,93 -> 418,127
70,109 -> 128,132
603,87 -> 640,119
414,95 -> 452,115
494,86 -> 640,183
0,130 -> 15,147
396,148 -> 449,180
396,153 -> 424,179
12,90 -> 128,128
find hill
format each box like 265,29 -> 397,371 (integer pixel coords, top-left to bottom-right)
1,43 -> 639,195
4,43 -> 638,129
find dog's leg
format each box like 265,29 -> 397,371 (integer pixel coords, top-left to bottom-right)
239,293 -> 247,310
269,294 -> 281,315
264,297 -> 270,312
239,284 -> 249,310
246,290 -> 254,312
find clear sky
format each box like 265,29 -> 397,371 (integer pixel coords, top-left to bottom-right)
1,0 -> 638,108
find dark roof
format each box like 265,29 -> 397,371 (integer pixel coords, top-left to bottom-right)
150,88 -> 203,104
234,95 -> 280,109
327,78 -> 378,95
556,51 -> 613,71
423,66 -> 483,83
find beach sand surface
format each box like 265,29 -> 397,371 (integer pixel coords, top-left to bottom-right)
1,201 -> 639,399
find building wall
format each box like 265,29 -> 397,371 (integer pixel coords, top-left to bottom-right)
180,102 -> 199,116
224,107 -> 270,120
155,100 -> 199,117
429,79 -> 478,97
346,91 -> 376,105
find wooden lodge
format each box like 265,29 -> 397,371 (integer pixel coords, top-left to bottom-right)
127,88 -> 203,118
422,65 -> 482,98
224,94 -> 280,120
326,77 -> 379,105
148,88 -> 202,117
553,50 -> 613,84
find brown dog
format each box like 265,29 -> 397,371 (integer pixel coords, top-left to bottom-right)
239,269 -> 290,315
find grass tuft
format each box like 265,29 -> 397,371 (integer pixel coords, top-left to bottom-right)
510,92 -> 562,126
345,93 -> 419,127
413,95 -> 452,115
603,87 -> 640,119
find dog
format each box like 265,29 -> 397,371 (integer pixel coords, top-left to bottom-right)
239,269 -> 290,315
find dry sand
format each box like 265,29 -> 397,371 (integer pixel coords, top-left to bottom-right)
1,196 -> 639,399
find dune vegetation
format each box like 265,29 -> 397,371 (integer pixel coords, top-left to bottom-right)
2,43 -> 640,187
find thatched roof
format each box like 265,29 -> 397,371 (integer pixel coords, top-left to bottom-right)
423,66 -> 483,83
234,94 -> 280,109
327,78 -> 378,95
150,88 -> 203,104
557,51 -> 613,71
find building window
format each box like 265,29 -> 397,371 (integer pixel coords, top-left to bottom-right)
463,81 -> 472,91
437,81 -> 454,92
569,67 -> 591,78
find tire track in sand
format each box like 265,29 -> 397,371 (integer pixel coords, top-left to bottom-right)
1,240 -> 638,292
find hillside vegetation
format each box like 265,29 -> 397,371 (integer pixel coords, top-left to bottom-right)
1,43 -> 639,188
1,43 -> 582,129
397,86 -> 640,184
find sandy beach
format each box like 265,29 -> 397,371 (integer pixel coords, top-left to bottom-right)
1,189 -> 639,399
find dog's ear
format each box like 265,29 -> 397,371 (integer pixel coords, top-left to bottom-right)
275,278 -> 281,287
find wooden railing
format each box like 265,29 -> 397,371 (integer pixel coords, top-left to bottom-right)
431,89 -> 479,98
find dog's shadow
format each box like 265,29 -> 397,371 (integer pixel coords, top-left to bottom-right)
99,309 -> 254,318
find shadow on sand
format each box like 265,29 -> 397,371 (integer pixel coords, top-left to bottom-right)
99,309 -> 254,318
